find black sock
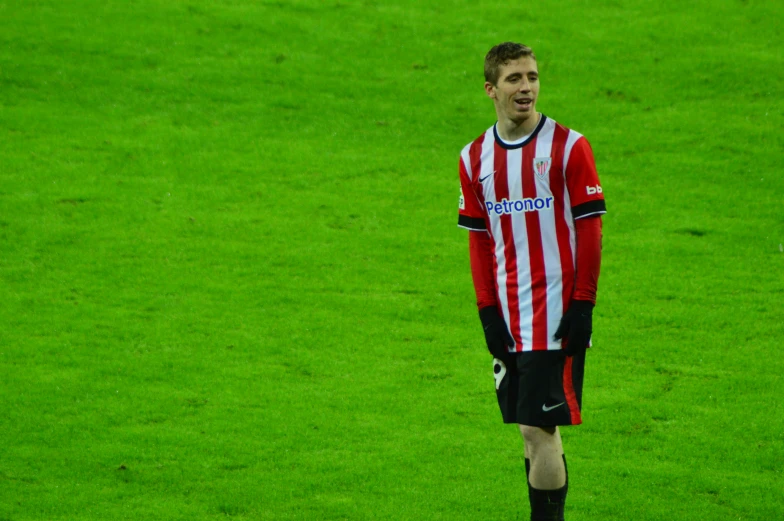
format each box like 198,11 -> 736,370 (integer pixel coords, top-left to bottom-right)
529,485 -> 566,521
526,455 -> 568,521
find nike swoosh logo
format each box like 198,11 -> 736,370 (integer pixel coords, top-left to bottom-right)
478,172 -> 494,183
542,402 -> 565,412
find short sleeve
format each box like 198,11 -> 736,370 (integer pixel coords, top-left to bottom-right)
457,155 -> 487,231
565,137 -> 607,220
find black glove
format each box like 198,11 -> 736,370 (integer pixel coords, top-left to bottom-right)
554,300 -> 594,356
479,306 -> 515,360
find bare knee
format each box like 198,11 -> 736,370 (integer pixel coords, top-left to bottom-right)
520,425 -> 556,443
519,425 -> 561,456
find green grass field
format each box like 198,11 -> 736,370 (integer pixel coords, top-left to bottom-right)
1,0 -> 782,519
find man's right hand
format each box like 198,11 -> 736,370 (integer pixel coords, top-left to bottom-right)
479,307 -> 515,360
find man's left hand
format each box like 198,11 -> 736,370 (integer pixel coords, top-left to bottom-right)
554,300 -> 594,356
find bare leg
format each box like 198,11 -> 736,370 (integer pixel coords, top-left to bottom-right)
519,425 -> 566,489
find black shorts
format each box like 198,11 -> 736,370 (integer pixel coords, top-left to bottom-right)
493,350 -> 585,426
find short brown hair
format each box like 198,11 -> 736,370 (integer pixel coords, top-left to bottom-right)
484,42 -> 537,85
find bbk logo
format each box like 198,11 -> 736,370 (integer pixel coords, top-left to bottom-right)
586,185 -> 603,195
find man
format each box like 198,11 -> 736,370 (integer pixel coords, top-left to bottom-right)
457,42 -> 605,520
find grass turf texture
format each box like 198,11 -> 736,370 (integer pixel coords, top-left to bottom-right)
1,0 -> 782,519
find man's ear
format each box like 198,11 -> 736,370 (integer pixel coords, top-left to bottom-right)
484,81 -> 496,100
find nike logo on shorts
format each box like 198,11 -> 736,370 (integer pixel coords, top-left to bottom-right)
542,402 -> 565,412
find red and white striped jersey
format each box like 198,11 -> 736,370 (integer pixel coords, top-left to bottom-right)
458,115 -> 606,352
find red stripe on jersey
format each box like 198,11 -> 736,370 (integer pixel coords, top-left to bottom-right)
493,142 -> 521,348
468,132 -> 497,300
468,135 -> 489,219
563,356 -> 582,425
468,135 -> 484,182
550,123 -> 575,332
521,138 -> 548,350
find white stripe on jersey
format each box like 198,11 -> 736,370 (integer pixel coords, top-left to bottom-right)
460,144 -> 473,181
477,131 -> 514,345
505,147 -> 532,350
534,122 -> 564,351
479,130 -> 495,187
563,129 -> 584,173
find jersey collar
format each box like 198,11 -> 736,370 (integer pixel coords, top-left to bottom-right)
493,114 -> 548,150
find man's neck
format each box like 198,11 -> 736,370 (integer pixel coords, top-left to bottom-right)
496,113 -> 541,142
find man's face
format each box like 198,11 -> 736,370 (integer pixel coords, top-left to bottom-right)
485,57 -> 540,125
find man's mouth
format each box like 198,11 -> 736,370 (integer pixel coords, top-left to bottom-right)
514,98 -> 533,110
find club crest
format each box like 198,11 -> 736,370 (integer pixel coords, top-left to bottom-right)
533,157 -> 551,180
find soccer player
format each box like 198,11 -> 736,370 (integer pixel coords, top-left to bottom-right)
457,42 -> 606,521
